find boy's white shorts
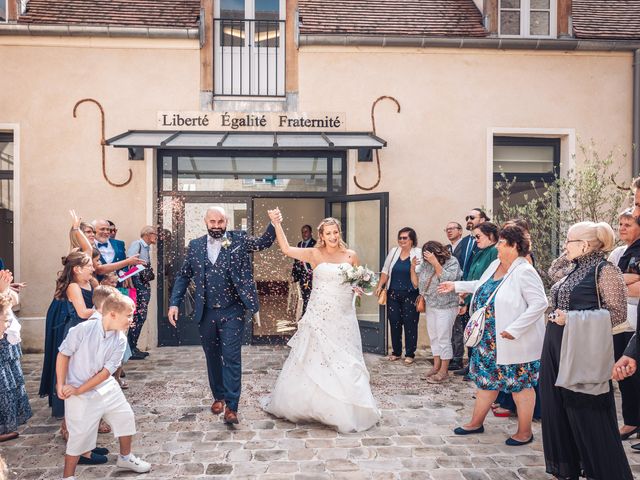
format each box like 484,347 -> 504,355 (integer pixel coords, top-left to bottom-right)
65,383 -> 136,456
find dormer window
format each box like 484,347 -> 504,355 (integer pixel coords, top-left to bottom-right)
499,0 -> 557,38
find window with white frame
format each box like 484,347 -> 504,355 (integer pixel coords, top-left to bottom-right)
499,0 -> 557,38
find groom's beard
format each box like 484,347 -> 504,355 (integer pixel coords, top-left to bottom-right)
208,228 -> 226,239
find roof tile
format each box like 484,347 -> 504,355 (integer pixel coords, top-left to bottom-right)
18,0 -> 200,29
572,0 -> 640,40
298,0 -> 488,38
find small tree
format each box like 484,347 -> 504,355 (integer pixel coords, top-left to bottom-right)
494,141 -> 630,286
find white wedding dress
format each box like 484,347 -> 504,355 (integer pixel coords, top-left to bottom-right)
262,262 -> 381,433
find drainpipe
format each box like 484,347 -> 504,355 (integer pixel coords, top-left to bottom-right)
634,49 -> 640,176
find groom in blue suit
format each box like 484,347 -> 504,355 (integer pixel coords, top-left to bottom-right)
168,206 -> 276,424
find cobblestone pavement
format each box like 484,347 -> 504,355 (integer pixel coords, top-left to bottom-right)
4,346 -> 640,479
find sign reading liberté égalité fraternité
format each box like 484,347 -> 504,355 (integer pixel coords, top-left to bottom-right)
157,111 -> 346,131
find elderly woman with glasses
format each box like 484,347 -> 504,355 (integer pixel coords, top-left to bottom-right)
541,221 -> 632,480
376,227 -> 421,364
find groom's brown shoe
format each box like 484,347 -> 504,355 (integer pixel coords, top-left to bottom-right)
211,400 -> 225,415
223,407 -> 239,425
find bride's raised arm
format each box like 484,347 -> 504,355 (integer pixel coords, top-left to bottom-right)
268,208 -> 317,265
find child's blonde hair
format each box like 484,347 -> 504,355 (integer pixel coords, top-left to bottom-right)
102,293 -> 135,316
93,285 -> 119,310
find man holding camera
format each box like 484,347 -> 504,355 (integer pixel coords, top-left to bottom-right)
127,226 -> 158,359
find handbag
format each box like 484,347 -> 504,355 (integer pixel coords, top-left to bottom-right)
416,273 -> 434,313
464,265 -> 520,348
139,266 -> 155,284
378,289 -> 387,306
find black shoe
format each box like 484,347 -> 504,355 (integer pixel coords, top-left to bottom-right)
453,425 -> 484,435
621,426 -> 640,440
505,435 -> 533,446
92,447 -> 109,455
631,442 -> 640,451
448,362 -> 463,371
132,347 -> 150,357
129,351 -> 146,360
78,452 -> 108,465
454,366 -> 469,376
120,370 -> 126,378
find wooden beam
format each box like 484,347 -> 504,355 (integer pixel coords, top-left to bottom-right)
200,0 -> 214,95
558,0 -> 572,37
484,0 -> 498,35
285,0 -> 299,94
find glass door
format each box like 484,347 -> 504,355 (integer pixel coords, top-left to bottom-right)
158,197 -> 251,346
326,193 -> 389,355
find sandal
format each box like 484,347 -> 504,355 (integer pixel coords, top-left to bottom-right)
60,420 -> 69,441
387,355 -> 401,361
424,368 -> 439,378
427,373 -> 449,384
117,378 -> 129,390
404,357 -> 415,365
98,420 -> 111,434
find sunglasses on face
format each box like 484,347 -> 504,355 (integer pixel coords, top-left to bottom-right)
398,236 -> 409,241
466,215 -> 476,221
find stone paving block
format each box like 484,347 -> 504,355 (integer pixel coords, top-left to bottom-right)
362,437 -> 393,447
400,472 -> 434,480
436,455 -> 474,469
429,470 -> 465,480
305,439 -> 334,448
287,449 -> 316,461
516,467 -> 552,480
347,447 -> 377,460
227,449 -> 252,462
316,447 -> 349,460
253,449 -> 287,462
265,461 -> 299,473
482,469 -> 520,480
325,458 -> 359,471
461,470 -> 492,480
297,460 -> 327,473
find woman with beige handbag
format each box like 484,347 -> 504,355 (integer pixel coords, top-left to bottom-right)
411,241 -> 461,383
375,227 -> 421,364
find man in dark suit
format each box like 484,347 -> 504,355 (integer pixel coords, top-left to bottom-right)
452,208 -> 489,377
168,206 -> 276,424
292,224 -> 316,315
93,219 -> 127,266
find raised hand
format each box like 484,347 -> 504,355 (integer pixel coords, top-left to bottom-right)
69,209 -> 81,229
268,208 -> 283,224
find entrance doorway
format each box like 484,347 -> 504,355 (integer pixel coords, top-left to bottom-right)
156,150 -> 388,353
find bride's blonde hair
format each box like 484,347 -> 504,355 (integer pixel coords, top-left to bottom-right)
316,217 -> 348,249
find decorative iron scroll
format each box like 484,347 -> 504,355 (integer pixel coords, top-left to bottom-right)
73,98 -> 133,187
353,95 -> 401,191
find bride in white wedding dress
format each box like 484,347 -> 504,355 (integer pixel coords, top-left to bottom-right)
261,209 -> 381,433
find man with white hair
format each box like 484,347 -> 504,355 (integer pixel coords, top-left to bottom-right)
93,219 -> 127,271
127,225 -> 158,359
168,206 -> 277,424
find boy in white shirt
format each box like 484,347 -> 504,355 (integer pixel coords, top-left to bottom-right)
56,292 -> 150,479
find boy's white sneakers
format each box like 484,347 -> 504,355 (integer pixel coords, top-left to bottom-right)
116,454 -> 151,473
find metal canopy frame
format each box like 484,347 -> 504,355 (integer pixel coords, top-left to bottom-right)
105,130 -> 387,150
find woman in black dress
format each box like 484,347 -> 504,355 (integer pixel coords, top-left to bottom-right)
541,221 -> 632,480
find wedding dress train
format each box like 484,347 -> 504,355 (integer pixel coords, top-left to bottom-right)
262,262 -> 381,433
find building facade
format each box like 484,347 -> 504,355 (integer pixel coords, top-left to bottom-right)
1,0 -> 639,352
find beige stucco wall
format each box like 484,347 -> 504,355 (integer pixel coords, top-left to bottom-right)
1,38 -> 635,353
0,35 -> 200,351
298,46 -> 634,349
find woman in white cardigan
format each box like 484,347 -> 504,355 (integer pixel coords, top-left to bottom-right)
438,225 -> 547,445
376,227 -> 422,364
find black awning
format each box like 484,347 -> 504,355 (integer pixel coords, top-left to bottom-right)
105,130 -> 387,150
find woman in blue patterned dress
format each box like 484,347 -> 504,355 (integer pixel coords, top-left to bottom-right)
438,226 -> 547,445
0,285 -> 32,443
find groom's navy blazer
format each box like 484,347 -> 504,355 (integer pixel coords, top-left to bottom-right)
169,224 -> 276,323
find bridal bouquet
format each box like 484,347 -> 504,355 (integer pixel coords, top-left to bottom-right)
339,265 -> 378,307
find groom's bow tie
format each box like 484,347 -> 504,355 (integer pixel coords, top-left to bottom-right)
97,242 -> 109,248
